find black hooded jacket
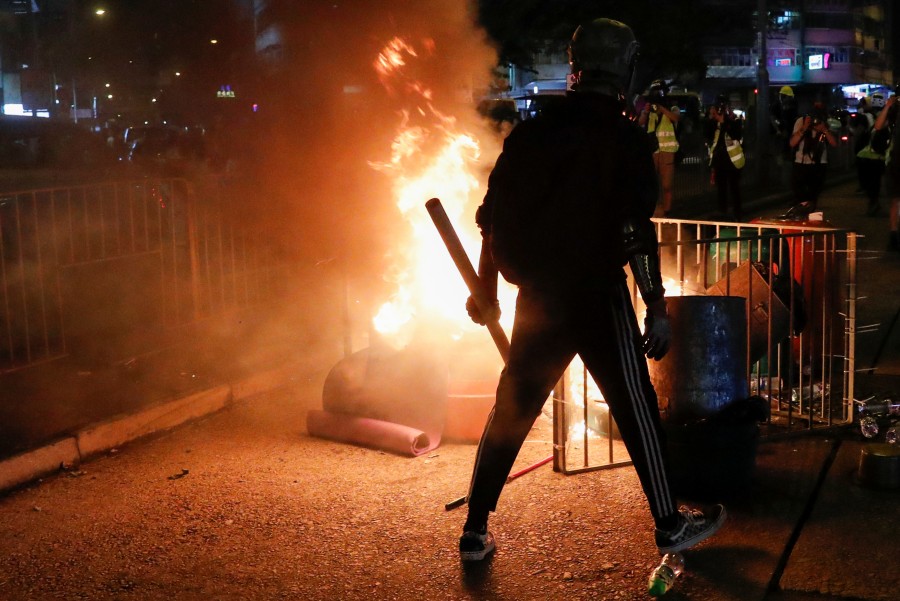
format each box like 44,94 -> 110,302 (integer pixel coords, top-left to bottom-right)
476,93 -> 659,288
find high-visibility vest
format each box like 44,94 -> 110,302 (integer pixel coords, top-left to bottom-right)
857,143 -> 886,161
648,111 -> 679,153
857,125 -> 889,161
710,125 -> 745,169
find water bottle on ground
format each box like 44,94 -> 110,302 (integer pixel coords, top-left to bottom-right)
648,552 -> 685,596
860,415 -> 880,439
885,424 -> 900,444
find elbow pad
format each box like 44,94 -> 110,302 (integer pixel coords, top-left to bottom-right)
622,218 -> 658,257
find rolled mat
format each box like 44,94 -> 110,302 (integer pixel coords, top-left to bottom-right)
306,409 -> 438,457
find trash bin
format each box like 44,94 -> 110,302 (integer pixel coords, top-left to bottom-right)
648,296 -> 747,424
648,296 -> 765,500
751,216 -> 843,376
663,412 -> 761,500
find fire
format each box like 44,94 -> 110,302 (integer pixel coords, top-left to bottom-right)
370,37 -> 514,347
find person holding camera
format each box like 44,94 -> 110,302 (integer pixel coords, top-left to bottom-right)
639,80 -> 681,217
705,94 -> 744,220
789,102 -> 837,213
877,93 -> 899,249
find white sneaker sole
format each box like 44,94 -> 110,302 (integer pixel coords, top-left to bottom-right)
459,535 -> 496,561
658,507 -> 727,554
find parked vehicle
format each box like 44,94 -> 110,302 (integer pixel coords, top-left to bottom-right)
0,116 -> 123,190
0,116 -> 116,170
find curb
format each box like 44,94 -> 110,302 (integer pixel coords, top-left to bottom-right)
0,361 -> 302,495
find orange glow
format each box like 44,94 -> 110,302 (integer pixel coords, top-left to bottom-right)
370,37 -> 514,348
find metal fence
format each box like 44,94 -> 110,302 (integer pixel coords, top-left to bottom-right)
0,177 -> 291,372
555,217 -> 859,474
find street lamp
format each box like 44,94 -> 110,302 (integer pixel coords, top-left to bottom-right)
757,0 -> 770,186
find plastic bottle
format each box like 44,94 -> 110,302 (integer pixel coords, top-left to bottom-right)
885,424 -> 900,445
860,415 -> 880,439
647,552 -> 685,597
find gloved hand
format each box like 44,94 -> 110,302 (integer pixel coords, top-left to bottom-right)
642,299 -> 671,360
466,295 -> 500,326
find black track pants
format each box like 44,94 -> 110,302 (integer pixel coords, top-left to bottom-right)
465,280 -> 677,524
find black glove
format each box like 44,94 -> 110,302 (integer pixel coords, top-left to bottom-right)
466,295 -> 500,326
642,299 -> 671,360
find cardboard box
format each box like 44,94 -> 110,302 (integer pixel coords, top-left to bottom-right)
706,260 -> 790,365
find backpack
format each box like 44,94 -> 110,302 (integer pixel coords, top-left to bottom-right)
487,101 -> 654,286
487,123 -> 571,285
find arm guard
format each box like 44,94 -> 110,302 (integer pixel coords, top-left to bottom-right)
629,251 -> 665,305
623,218 -> 665,304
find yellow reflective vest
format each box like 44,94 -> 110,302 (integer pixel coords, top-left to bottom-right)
709,126 -> 745,169
648,110 -> 679,153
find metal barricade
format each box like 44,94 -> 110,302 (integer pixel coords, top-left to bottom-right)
554,217 -> 858,475
0,177 -> 291,372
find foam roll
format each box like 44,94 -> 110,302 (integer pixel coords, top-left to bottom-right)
306,409 -> 437,457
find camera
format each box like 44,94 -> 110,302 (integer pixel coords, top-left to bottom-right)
811,116 -> 823,127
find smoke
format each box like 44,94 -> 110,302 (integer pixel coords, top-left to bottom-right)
239,0 -> 504,356
250,0 -> 500,262
0,1 -> 507,454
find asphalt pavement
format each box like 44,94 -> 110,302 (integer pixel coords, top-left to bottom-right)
0,174 -> 899,600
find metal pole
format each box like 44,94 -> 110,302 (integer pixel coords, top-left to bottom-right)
425,198 -> 510,362
757,0 -> 770,186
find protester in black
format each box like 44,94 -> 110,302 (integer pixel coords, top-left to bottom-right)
877,94 -> 899,249
458,18 -> 725,563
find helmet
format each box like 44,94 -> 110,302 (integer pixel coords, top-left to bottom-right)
648,79 -> 668,100
779,85 -> 794,97
568,18 -> 639,92
870,93 -> 886,108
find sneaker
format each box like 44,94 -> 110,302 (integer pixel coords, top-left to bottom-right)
655,504 -> 726,554
459,529 -> 495,561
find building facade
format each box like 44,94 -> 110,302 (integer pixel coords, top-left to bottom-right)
703,0 -> 893,109
503,1 -> 894,115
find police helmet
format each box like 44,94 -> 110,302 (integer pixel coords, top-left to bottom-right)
568,18 -> 639,92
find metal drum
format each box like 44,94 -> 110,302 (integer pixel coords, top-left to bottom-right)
649,296 -> 747,424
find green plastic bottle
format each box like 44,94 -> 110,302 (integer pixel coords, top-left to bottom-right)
647,552 -> 685,596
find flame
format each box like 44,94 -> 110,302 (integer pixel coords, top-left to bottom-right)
565,355 -> 606,437
374,37 -> 420,91
370,37 -> 514,348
